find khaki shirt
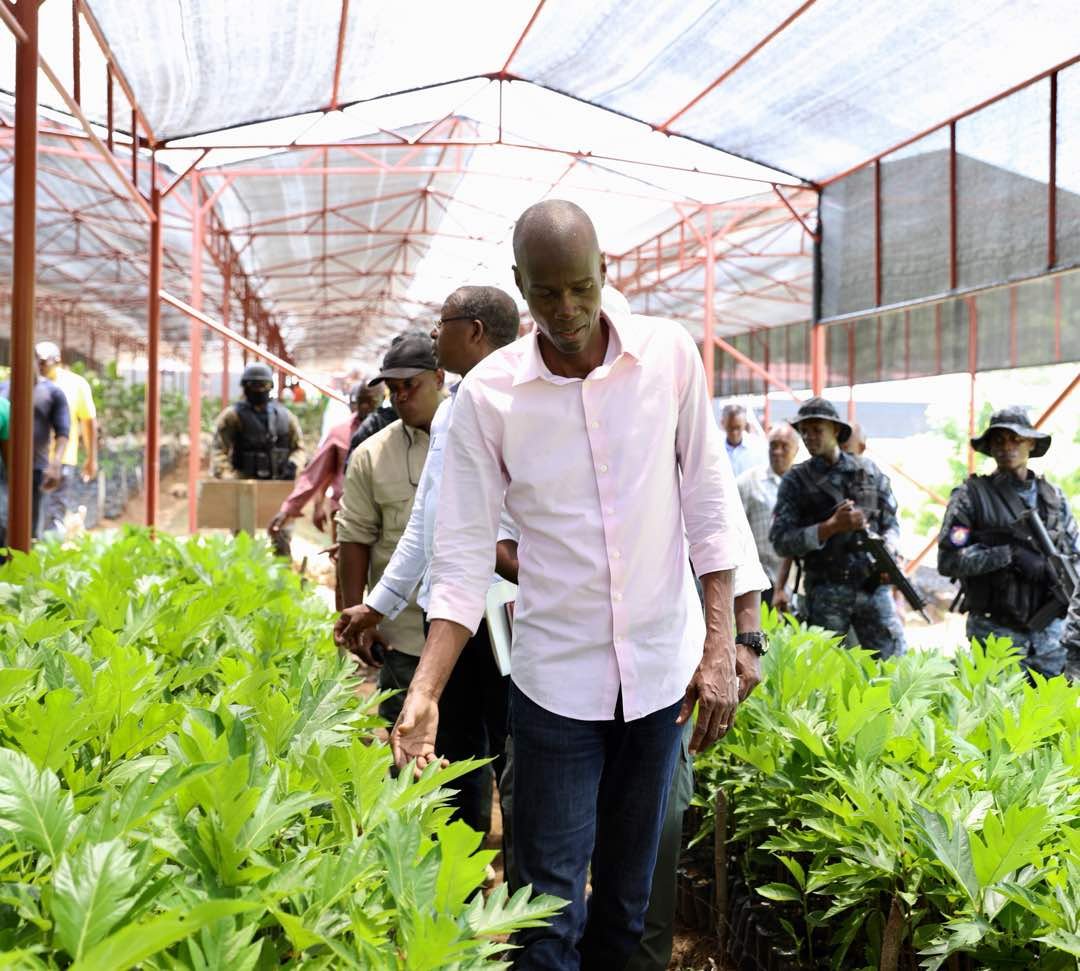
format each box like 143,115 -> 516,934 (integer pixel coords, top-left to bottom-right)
336,419 -> 429,657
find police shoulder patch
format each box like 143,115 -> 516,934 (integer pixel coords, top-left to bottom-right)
949,525 -> 971,548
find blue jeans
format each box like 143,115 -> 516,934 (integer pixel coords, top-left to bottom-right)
509,682 -> 683,971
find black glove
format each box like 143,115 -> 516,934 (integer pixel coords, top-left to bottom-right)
1011,544 -> 1047,581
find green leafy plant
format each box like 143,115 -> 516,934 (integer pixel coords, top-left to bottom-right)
0,531 -> 562,968
694,611 -> 1080,970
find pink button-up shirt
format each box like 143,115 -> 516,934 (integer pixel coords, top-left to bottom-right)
426,294 -> 741,722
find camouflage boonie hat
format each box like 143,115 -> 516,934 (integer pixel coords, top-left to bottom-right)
970,406 -> 1050,458
789,396 -> 852,444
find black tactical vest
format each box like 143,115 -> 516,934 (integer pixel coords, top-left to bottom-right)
789,455 -> 881,584
960,472 -> 1067,630
231,400 -> 293,480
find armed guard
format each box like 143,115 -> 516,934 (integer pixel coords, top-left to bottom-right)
938,406 -> 1079,678
769,397 -> 907,658
211,362 -> 305,554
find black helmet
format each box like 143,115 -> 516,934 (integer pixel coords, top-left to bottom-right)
241,362 -> 274,384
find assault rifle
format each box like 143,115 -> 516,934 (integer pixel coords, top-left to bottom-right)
852,530 -> 932,623
973,507 -> 1078,631
1016,508 -> 1077,630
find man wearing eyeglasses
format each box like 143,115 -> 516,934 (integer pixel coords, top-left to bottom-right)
335,332 -> 445,725
335,286 -> 521,839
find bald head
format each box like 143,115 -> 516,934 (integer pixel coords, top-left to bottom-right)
512,200 -> 600,264
511,200 -> 607,366
842,422 -> 867,456
768,422 -> 799,476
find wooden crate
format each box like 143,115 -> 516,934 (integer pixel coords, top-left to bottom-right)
196,479 -> 294,532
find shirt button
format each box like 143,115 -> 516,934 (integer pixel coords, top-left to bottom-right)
591,420 -> 600,429
612,550 -> 621,559
614,593 -> 623,601
605,506 -> 615,515
599,464 -> 608,473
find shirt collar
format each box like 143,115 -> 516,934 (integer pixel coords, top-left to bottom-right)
512,288 -> 645,387
400,421 -> 429,446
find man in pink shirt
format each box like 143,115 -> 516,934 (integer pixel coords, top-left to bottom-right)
391,200 -> 746,970
267,381 -> 382,545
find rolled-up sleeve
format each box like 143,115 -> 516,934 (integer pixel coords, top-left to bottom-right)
426,382 -> 507,633
672,329 -> 739,576
335,446 -> 380,546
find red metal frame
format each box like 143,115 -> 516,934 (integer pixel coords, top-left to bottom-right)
146,180 -> 163,529
5,3 -> 1078,550
7,0 -> 38,552
656,0 -> 819,135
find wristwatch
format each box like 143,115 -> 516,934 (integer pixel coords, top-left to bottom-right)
735,631 -> 769,656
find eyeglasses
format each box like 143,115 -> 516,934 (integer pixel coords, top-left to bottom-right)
433,315 -> 476,332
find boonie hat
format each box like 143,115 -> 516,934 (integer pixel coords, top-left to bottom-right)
789,396 -> 852,444
368,332 -> 438,386
971,405 -> 1050,458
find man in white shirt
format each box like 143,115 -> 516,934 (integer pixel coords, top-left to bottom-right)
390,201 -> 748,969
335,286 -> 521,836
737,422 -> 800,608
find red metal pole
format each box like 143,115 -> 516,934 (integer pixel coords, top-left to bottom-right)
702,205 -> 715,398
8,0 -> 39,552
1048,71 -> 1057,270
159,292 -> 347,404
949,122 -> 958,291
221,260 -> 231,409
188,175 -> 204,534
1035,368 -> 1080,429
810,324 -> 826,396
847,321 -> 856,421
145,183 -> 162,529
130,108 -> 137,187
105,66 -> 113,152
242,284 -> 250,363
967,298 -> 977,474
71,0 -> 81,106
873,159 -> 882,306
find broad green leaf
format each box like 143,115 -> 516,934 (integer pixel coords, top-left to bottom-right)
400,912 -> 473,971
913,808 -> 978,904
51,840 -> 139,960
776,855 -> 806,890
5,689 -> 91,771
463,883 -> 567,937
756,882 -> 802,902
0,668 -> 37,705
853,710 -> 893,765
1036,930 -> 1080,957
970,803 -> 1049,888
70,899 -> 260,971
434,820 -> 495,912
0,747 -> 75,860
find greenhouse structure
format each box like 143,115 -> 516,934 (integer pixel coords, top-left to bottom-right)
2,2 -> 1080,969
